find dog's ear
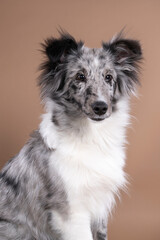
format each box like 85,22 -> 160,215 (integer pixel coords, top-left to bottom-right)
39,33 -> 83,99
107,38 -> 142,64
103,34 -> 143,95
43,34 -> 79,66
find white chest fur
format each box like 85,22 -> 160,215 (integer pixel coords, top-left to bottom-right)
40,98 -> 129,220
50,140 -> 125,220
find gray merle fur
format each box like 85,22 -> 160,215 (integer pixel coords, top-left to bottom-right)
0,31 -> 142,239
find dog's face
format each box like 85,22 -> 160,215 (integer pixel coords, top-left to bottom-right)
40,33 -> 142,121
64,47 -> 117,121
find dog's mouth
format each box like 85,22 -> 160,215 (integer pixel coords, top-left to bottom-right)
90,117 -> 105,122
83,109 -> 111,122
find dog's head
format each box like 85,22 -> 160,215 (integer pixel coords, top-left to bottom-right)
39,32 -> 142,122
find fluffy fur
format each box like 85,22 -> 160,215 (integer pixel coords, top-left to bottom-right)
0,32 -> 142,240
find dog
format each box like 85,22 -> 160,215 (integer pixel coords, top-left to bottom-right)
0,31 -> 142,240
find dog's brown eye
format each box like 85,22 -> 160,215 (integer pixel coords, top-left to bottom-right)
76,73 -> 86,81
105,74 -> 113,83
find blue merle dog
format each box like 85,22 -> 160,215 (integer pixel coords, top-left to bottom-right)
0,32 -> 142,240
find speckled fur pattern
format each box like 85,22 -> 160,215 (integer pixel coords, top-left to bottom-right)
0,32 -> 142,240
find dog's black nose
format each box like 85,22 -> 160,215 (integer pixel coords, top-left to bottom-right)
91,101 -> 108,116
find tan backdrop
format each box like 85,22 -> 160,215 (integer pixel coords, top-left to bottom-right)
0,0 -> 160,239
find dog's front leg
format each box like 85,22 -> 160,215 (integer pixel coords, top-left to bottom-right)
53,211 -> 93,240
92,219 -> 108,240
64,213 -> 93,240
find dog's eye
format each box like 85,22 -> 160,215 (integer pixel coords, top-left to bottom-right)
76,73 -> 86,81
105,74 -> 113,83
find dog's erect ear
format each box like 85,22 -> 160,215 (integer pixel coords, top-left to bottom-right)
39,33 -> 83,100
106,38 -> 142,64
103,31 -> 142,65
42,33 -> 80,66
103,34 -> 143,95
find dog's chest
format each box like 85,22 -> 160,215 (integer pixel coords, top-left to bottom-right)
49,132 -> 125,218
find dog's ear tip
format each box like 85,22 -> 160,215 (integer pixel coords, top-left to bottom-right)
131,40 -> 142,56
40,37 -> 55,56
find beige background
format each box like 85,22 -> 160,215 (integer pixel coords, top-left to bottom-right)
0,0 -> 160,239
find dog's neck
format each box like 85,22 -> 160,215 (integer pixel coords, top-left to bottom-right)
39,97 -> 130,150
